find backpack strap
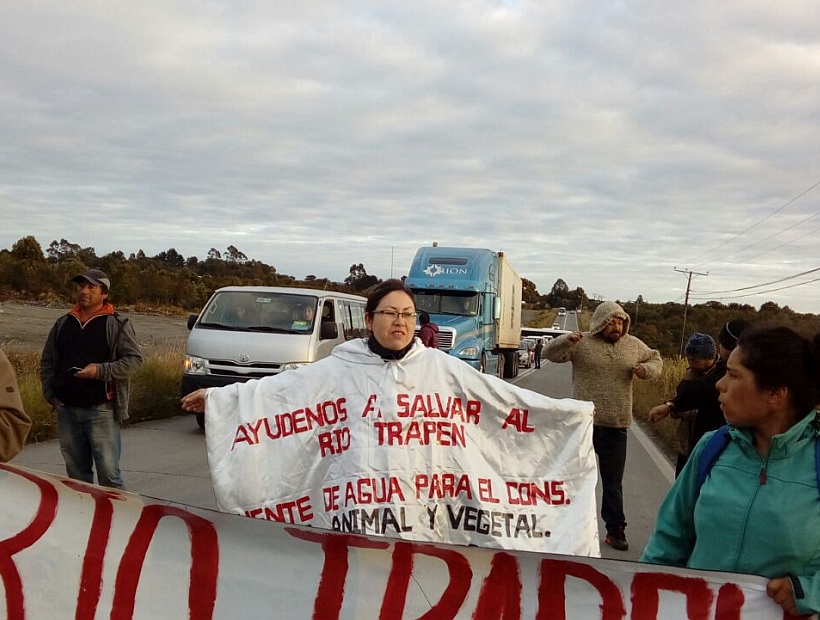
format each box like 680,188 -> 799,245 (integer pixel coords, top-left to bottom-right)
697,425 -> 732,488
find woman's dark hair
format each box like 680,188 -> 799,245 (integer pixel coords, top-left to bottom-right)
419,310 -> 430,325
718,318 -> 751,351
737,325 -> 820,416
365,279 -> 416,317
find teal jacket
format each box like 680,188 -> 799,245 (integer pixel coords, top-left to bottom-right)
641,412 -> 820,616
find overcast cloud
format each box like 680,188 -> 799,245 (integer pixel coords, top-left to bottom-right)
2,1 -> 820,311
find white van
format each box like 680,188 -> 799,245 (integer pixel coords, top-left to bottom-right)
181,286 -> 367,427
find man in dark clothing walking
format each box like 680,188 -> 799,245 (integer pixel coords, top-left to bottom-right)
40,269 -> 143,489
533,338 -> 543,368
418,311 -> 439,349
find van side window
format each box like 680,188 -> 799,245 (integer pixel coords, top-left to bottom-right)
352,303 -> 367,338
339,300 -> 352,339
322,301 -> 335,323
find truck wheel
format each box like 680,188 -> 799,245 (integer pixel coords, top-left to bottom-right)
504,351 -> 518,378
497,353 -> 505,379
196,412 -> 205,429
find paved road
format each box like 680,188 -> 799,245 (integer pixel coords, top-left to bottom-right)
12,312 -> 675,561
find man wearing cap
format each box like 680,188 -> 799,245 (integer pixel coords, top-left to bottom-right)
648,320 -> 750,475
543,301 -> 663,552
649,332 -> 718,476
40,269 -> 142,488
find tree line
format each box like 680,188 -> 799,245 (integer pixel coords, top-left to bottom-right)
0,236 -> 380,310
2,236 -> 818,358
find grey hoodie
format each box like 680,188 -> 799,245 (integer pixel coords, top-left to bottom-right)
544,302 -> 662,428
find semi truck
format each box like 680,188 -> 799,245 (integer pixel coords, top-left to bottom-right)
405,244 -> 523,378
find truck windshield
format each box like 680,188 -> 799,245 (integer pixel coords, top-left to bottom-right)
413,291 -> 478,317
198,291 -> 318,334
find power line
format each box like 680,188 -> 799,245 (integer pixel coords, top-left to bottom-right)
714,210 -> 820,263
686,178 -> 820,264
690,265 -> 820,295
689,275 -> 820,301
737,221 -> 820,263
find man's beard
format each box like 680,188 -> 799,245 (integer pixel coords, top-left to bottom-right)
604,331 -> 621,343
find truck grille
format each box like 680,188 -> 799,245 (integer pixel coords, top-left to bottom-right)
415,327 -> 454,351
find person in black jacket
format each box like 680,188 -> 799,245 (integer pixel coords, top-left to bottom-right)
649,319 -> 750,476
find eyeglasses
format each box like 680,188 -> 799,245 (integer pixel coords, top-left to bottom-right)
373,310 -> 418,321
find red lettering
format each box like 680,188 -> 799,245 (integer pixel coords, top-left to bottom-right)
285,528 -> 389,620
0,465 -> 59,620
478,478 -> 500,504
506,481 -> 567,506
324,485 -> 341,511
466,400 -> 481,424
630,572 -> 713,620
537,558 -> 626,620
362,394 -> 380,418
62,480 -> 126,620
473,552 -> 522,620
318,427 -> 351,457
381,541 -> 471,620
231,424 -> 253,450
501,409 -> 534,433
111,505 -> 219,620
715,583 -> 744,620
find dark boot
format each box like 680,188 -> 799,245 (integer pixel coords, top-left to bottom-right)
605,524 -> 628,551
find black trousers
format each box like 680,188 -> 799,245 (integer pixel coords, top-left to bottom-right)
593,425 -> 628,531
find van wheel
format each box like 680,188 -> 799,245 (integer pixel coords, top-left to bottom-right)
196,412 -> 205,429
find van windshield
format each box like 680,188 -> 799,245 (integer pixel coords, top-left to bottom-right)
198,291 -> 318,334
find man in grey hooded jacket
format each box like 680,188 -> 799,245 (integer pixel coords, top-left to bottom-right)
544,301 -> 662,551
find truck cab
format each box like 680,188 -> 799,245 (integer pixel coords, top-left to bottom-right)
405,246 -> 521,378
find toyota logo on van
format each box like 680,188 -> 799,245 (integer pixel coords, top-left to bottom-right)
236,353 -> 250,364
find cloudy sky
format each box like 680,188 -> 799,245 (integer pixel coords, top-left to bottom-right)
3,1 -> 820,312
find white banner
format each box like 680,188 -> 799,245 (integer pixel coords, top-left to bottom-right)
0,465 -> 791,620
204,341 -> 599,555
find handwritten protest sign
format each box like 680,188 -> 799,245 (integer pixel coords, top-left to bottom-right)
204,340 -> 599,554
0,464 -> 789,619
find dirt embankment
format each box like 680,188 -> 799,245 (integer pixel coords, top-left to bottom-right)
0,302 -> 191,352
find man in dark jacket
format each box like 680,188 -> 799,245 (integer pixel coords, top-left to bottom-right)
648,319 -> 751,475
418,311 -> 439,349
533,338 -> 543,369
40,269 -> 143,488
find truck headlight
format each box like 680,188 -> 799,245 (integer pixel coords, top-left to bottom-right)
184,356 -> 210,374
458,347 -> 478,357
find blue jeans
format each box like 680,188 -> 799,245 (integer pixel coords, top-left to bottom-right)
57,403 -> 124,489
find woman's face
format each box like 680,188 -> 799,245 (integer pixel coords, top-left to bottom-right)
716,346 -> 771,427
366,291 -> 416,351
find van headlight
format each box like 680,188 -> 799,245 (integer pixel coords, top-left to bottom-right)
282,362 -> 309,372
184,356 -> 210,374
458,347 -> 478,357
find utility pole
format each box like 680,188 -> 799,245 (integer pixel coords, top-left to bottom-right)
675,267 -> 708,355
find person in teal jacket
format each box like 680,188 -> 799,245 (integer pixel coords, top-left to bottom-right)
641,325 -> 820,617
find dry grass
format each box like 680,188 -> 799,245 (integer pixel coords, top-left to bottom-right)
4,343 -> 185,443
633,356 -> 688,455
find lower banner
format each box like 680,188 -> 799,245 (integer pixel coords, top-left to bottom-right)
0,465 -> 793,620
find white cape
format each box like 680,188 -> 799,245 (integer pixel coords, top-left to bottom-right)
205,339 -> 598,555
